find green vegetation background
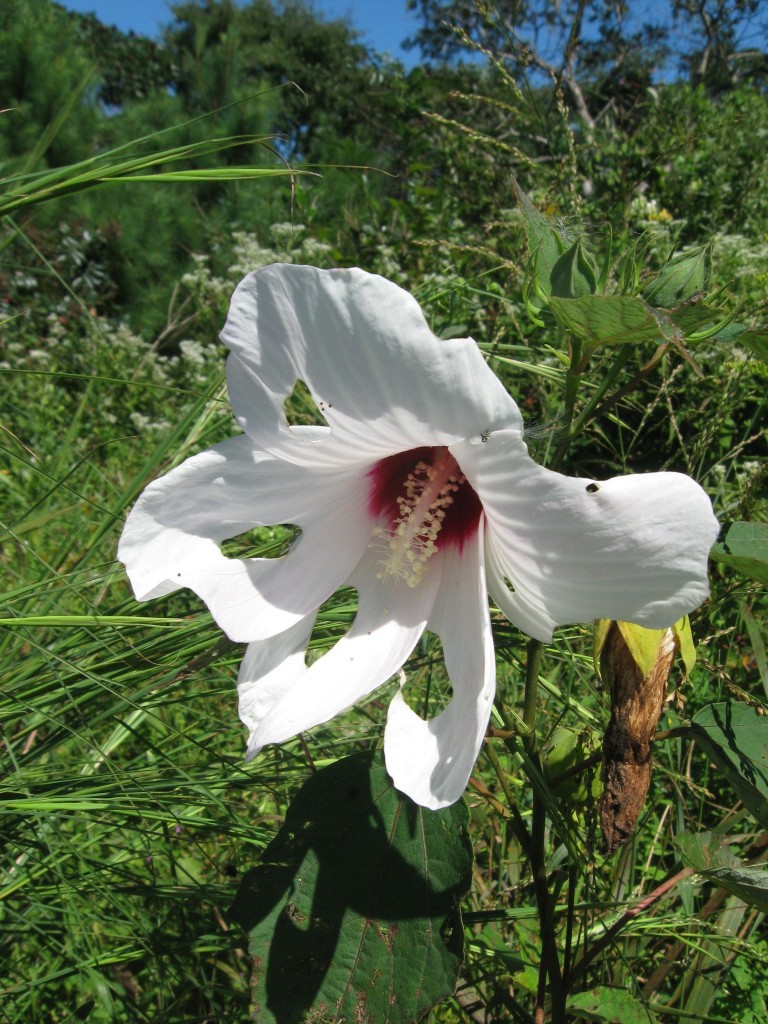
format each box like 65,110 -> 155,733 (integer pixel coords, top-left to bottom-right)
1,1 -> 766,1021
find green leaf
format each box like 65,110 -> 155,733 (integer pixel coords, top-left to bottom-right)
567,985 -> 653,1023
548,294 -> 667,352
229,751 -> 472,1024
705,865 -> 768,912
689,703 -> 768,829
675,831 -> 739,871
676,832 -> 768,913
715,323 -> 768,362
665,302 -> 723,335
711,521 -> 768,585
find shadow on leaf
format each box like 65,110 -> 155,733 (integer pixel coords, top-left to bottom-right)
229,750 -> 472,1024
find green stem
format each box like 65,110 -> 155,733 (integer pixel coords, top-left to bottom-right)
569,342 -> 633,437
581,342 -> 668,429
485,742 -> 532,859
522,637 -> 543,755
532,774 -> 566,1023
526,333 -> 587,1022
548,331 -> 592,474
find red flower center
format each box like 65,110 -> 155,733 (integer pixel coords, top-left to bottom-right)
367,446 -> 483,585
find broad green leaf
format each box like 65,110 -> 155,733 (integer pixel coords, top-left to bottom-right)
676,832 -> 768,913
704,865 -> 768,912
229,751 -> 472,1024
548,294 -> 667,350
711,521 -> 768,585
675,831 -> 739,871
568,985 -> 653,1023
689,702 -> 768,829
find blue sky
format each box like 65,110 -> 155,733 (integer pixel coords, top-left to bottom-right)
59,1 -> 423,66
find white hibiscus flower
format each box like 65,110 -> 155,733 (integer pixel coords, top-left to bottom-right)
119,265 -> 719,809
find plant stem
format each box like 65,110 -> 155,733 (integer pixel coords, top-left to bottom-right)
522,638 -> 543,755
569,342 -> 633,436
550,338 -> 583,471
485,742 -> 533,858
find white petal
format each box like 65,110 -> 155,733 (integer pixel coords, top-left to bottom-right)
118,433 -> 373,642
243,547 -> 443,754
221,264 -> 521,467
384,524 -> 495,809
455,430 -> 719,642
238,613 -> 317,759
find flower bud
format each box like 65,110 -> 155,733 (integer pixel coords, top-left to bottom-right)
642,242 -> 712,308
550,238 -> 599,299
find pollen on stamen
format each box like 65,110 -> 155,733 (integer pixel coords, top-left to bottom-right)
367,446 -> 483,585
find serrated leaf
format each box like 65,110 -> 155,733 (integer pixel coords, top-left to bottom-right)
689,702 -> 768,829
711,521 -> 768,585
675,831 -> 768,912
568,985 -> 652,1023
716,323 -> 768,362
549,294 -> 666,350
229,751 -> 473,1024
675,830 -> 740,871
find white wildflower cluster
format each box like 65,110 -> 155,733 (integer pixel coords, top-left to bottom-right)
713,233 -> 768,285
628,195 -> 675,224
130,410 -> 171,435
628,195 -> 685,261
182,224 -> 334,310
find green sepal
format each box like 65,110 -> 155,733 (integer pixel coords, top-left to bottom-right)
642,240 -> 712,308
615,621 -> 669,678
512,179 -> 563,289
593,618 -> 612,676
593,617 -> 695,679
673,615 -> 696,675
550,238 -> 599,298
